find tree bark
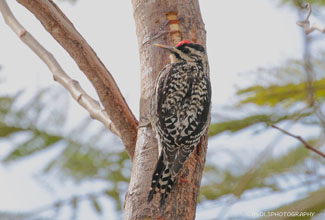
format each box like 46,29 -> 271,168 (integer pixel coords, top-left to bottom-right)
124,1 -> 209,219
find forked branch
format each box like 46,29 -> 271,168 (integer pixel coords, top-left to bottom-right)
296,3 -> 325,34
271,124 -> 325,158
2,0 -> 138,158
0,0 -> 120,136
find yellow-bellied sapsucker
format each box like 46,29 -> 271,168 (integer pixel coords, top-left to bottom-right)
148,40 -> 211,206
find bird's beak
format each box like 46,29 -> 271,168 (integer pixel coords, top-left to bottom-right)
155,43 -> 175,52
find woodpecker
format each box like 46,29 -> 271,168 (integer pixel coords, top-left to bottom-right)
148,40 -> 211,206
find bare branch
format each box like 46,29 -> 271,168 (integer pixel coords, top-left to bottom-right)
0,0 -> 120,137
29,189 -> 108,217
296,3 -> 325,35
271,124 -> 325,158
11,0 -> 137,158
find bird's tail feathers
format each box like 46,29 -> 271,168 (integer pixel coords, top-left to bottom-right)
147,153 -> 176,207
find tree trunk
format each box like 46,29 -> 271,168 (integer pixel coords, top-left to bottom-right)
124,0 -> 209,219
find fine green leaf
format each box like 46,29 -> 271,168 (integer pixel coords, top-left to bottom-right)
237,79 -> 325,107
90,196 -> 102,215
201,144 -> 312,200
209,114 -> 291,136
2,130 -> 62,162
0,123 -> 26,137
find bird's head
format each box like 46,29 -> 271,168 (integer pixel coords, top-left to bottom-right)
155,40 -> 206,63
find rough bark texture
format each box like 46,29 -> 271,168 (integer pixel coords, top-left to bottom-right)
124,1 -> 209,219
17,0 -> 138,158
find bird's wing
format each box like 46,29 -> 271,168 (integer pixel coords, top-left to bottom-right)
155,62 -> 211,176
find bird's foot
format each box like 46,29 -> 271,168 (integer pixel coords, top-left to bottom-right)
137,117 -> 151,129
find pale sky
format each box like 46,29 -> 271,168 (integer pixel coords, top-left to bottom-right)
0,0 -> 309,219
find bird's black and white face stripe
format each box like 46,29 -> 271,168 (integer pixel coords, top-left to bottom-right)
155,41 -> 207,63
172,42 -> 206,63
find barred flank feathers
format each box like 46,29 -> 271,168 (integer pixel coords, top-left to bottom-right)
147,152 -> 175,207
148,41 -> 211,207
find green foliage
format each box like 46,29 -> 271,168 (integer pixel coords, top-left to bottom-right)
209,114 -> 292,136
90,196 -> 102,215
261,144 -> 312,173
204,29 -> 325,216
0,123 -> 25,137
237,79 -> 325,107
0,90 -> 129,217
208,55 -> 325,136
1,3 -> 325,218
3,129 -> 62,162
2,51 -> 325,218
200,144 -> 313,201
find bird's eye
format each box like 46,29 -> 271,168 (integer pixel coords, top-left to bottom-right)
182,47 -> 190,54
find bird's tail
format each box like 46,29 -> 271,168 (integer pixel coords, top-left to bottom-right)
147,152 -> 175,207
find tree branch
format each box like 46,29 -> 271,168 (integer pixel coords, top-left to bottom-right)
271,124 -> 325,158
13,0 -> 138,158
296,3 -> 325,35
28,189 -> 108,218
0,0 -> 120,137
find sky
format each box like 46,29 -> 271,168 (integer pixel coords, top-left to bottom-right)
0,0 -> 314,219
